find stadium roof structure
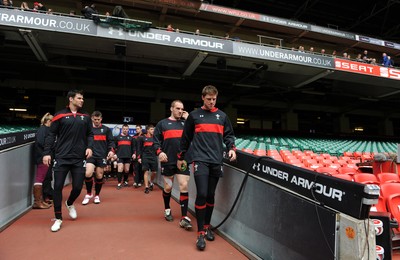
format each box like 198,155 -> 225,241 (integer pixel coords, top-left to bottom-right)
1,0 -> 400,132
215,0 -> 400,42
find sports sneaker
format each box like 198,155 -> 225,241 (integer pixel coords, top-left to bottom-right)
123,181 -> 128,187
65,201 -> 77,219
179,216 -> 192,230
94,196 -> 100,204
51,219 -> 63,232
137,183 -> 142,187
149,183 -> 154,191
205,226 -> 215,241
133,183 -> 139,188
196,233 -> 206,251
164,209 -> 173,222
144,188 -> 149,194
117,183 -> 122,190
82,194 -> 93,205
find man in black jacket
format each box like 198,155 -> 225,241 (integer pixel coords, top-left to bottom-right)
81,4 -> 99,21
177,85 -> 236,251
43,89 -> 93,232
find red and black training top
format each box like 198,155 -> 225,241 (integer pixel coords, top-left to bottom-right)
178,106 -> 236,164
137,134 -> 157,161
153,118 -> 185,166
43,107 -> 93,163
92,124 -> 115,159
115,133 -> 135,159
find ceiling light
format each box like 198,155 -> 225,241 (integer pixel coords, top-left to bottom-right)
9,108 -> 27,112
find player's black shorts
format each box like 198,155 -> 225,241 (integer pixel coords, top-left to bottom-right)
161,164 -> 190,176
117,158 -> 131,164
53,158 -> 86,169
193,161 -> 223,177
86,157 -> 107,167
142,159 -> 157,172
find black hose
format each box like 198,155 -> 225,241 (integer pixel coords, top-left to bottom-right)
212,156 -> 267,230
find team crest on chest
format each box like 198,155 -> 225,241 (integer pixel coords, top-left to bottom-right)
215,114 -> 220,120
80,115 -> 85,120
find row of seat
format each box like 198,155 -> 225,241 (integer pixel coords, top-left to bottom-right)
0,125 -> 37,134
236,136 -> 397,156
334,172 -> 400,184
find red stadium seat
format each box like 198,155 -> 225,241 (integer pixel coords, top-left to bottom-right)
377,173 -> 400,184
338,167 -> 358,175
380,183 -> 400,200
353,173 -> 379,185
315,167 -> 337,175
291,162 -> 305,168
333,174 -> 353,181
336,159 -> 348,166
343,152 -> 353,157
253,150 -> 266,156
385,196 -> 400,231
380,183 -> 400,231
308,163 -> 323,170
321,159 -> 333,166
322,153 -> 331,159
370,196 -> 387,213
328,163 -> 341,170
242,148 -> 253,154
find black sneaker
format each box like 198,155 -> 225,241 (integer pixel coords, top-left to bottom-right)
123,181 -> 128,187
205,226 -> 215,241
144,188 -> 149,194
149,183 -> 154,191
196,234 -> 206,251
117,184 -> 122,190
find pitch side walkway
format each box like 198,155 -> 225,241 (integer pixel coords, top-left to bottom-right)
0,179 -> 248,260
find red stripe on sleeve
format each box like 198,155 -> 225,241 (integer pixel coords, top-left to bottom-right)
195,124 -> 224,134
163,129 -> 183,140
52,113 -> 74,121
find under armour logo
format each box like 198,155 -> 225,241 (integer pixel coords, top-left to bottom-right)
253,162 -> 260,171
108,27 -> 124,36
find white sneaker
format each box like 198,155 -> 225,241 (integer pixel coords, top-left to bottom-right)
65,201 -> 77,219
94,196 -> 100,204
82,194 -> 93,205
51,219 -> 63,232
